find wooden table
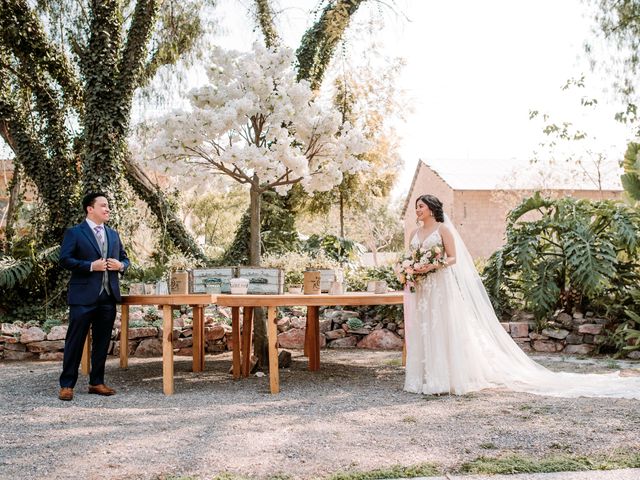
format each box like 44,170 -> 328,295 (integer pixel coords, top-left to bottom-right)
215,292 -> 404,394
81,294 -> 217,395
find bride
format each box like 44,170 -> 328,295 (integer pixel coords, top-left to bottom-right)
403,194 -> 640,399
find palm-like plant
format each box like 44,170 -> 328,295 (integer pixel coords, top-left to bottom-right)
483,192 -> 640,321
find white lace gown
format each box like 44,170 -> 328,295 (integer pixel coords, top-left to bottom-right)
403,229 -> 640,399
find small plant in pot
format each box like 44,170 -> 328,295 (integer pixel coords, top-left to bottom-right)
285,270 -> 304,294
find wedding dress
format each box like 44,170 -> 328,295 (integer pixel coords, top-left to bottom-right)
403,217 -> 640,399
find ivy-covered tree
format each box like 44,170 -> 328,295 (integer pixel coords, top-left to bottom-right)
0,0 -> 209,258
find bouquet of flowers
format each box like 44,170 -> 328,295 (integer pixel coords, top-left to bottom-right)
395,243 -> 446,292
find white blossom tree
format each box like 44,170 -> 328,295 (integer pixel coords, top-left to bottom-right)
151,43 -> 369,265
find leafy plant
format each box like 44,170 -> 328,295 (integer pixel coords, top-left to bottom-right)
0,246 -> 60,289
304,234 -> 365,266
483,193 -> 640,322
284,270 -> 304,285
346,317 -> 364,330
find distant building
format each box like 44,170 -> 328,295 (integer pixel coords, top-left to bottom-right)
403,160 -> 624,259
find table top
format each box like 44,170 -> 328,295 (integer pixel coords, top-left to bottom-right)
121,291 -> 404,307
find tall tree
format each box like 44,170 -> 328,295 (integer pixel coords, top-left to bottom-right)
0,0 -> 208,259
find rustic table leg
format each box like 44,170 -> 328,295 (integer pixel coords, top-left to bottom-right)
303,315 -> 310,358
120,305 -> 129,369
267,306 -> 280,394
162,304 -> 174,395
307,306 -> 320,371
81,333 -> 91,375
232,307 -> 241,379
241,306 -> 254,377
192,305 -> 204,372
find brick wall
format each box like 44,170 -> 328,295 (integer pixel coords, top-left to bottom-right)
404,161 -> 624,259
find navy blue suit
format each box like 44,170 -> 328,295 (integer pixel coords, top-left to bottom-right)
59,221 -> 129,388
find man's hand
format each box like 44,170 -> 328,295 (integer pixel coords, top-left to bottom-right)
91,258 -> 108,272
106,258 -> 123,271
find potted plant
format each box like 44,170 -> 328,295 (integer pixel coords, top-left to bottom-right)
285,270 -> 304,294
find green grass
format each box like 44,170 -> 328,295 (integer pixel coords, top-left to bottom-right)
459,450 -> 640,475
385,358 -> 403,366
327,463 -> 440,480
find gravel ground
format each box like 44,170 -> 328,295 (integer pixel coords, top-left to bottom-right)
0,351 -> 639,480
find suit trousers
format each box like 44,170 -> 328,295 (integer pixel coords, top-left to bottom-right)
59,291 -> 116,388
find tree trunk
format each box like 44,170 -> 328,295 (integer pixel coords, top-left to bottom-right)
123,157 -> 208,261
248,181 -> 269,367
249,181 -> 261,265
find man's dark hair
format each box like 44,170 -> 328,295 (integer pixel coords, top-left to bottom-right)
82,192 -> 107,214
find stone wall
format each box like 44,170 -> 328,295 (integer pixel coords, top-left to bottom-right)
2,308 -> 638,361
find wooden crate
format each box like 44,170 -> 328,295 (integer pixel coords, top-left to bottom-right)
319,269 -> 344,293
190,268 -> 236,294
237,267 -> 284,295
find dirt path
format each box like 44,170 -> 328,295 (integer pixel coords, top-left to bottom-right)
1,351 -> 638,480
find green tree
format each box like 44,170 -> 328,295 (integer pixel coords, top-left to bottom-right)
0,0 -> 209,258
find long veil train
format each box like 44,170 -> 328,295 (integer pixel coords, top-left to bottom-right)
404,214 -> 640,399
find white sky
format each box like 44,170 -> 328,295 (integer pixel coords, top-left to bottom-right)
211,0 -> 634,195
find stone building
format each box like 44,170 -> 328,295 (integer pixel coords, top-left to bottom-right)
403,159 -> 624,259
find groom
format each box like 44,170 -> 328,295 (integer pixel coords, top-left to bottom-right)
58,192 -> 129,401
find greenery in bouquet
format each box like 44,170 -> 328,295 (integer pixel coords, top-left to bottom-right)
395,244 -> 446,292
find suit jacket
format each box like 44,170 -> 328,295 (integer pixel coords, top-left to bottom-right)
60,221 -> 130,305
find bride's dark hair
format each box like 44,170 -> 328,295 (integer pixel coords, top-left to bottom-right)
416,194 -> 445,222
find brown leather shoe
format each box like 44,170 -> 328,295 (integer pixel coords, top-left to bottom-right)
88,384 -> 116,396
59,387 -> 73,401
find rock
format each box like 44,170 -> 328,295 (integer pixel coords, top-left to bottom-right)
563,344 -> 595,355
529,332 -> 549,341
593,317 -> 609,325
39,352 -> 64,361
174,337 -> 193,349
594,335 -> 608,345
206,343 -> 226,353
277,317 -> 291,332
397,328 -> 405,338
565,333 -> 584,345
327,336 -> 358,348
583,334 -> 595,344
626,350 -> 640,360
348,328 -> 371,335
578,324 -> 603,335
278,350 -> 292,368
128,327 -> 158,339
556,312 -> 572,327
357,329 -> 403,350
26,340 -> 66,353
387,323 -> 397,332
3,350 -> 36,360
341,324 -> 349,332
4,342 -> 27,351
291,316 -> 307,329
373,323 -> 384,330
573,312 -> 584,319
541,328 -> 570,340
174,317 -> 185,328
325,329 -> 346,340
277,328 -> 306,349
113,341 -> 137,357
319,318 -> 332,334
509,322 -> 529,338
1,323 -> 23,336
174,347 -> 193,356
205,325 -> 226,341
0,334 -> 19,344
46,325 -> 68,341
20,327 -> 46,343
514,339 -> 533,352
134,338 -> 163,357
531,340 -> 562,353
180,328 -> 193,338
500,323 -> 510,333
572,316 -> 589,326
